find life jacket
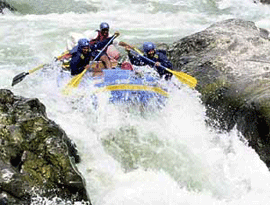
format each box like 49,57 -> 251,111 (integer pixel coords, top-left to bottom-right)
90,30 -> 109,45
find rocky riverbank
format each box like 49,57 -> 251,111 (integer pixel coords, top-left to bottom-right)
0,89 -> 90,204
168,18 -> 270,168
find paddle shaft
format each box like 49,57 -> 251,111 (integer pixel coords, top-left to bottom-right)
119,41 -> 144,55
12,51 -> 69,86
119,42 -> 197,88
120,42 -> 168,70
129,49 -> 171,72
120,42 -> 174,74
28,51 -> 69,74
129,49 -> 197,88
63,34 -> 118,91
89,34 -> 117,69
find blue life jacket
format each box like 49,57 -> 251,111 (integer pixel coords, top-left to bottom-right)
69,37 -> 114,75
128,49 -> 173,79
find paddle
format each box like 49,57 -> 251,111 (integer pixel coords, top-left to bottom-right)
135,50 -> 197,88
11,51 -> 69,86
62,33 -> 118,95
120,42 -> 197,88
119,41 -> 144,55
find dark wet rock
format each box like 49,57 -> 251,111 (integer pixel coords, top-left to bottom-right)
0,89 -> 90,204
259,0 -> 270,4
0,0 -> 16,14
168,18 -> 270,168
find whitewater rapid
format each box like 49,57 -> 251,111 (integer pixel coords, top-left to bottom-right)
2,0 -> 270,204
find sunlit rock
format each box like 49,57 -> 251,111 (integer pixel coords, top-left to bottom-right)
168,18 -> 270,167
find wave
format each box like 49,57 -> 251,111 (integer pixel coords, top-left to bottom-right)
3,0 -> 227,15
4,0 -> 97,14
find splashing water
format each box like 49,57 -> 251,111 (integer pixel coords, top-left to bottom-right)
2,0 -> 270,204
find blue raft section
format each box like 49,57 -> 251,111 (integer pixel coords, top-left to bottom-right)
58,67 -> 169,107
94,68 -> 168,107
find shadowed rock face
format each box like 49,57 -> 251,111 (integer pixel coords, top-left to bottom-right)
168,18 -> 270,167
0,89 -> 90,204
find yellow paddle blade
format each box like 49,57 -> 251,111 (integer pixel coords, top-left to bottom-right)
125,43 -> 197,88
167,68 -> 197,88
62,68 -> 88,95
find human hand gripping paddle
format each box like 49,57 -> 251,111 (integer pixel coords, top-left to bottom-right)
61,32 -> 119,95
119,42 -> 197,88
11,51 -> 69,86
136,51 -> 197,88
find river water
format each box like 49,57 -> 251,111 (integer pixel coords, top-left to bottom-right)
1,0 -> 270,204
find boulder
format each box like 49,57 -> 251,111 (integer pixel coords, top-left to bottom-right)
168,19 -> 270,167
0,1 -> 16,14
258,0 -> 270,4
0,89 -> 90,204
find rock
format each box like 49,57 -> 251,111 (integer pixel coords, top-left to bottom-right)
0,0 -> 16,14
168,19 -> 270,167
0,89 -> 90,204
259,0 -> 270,4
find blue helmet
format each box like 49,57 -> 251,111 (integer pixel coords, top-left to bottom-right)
78,38 -> 89,47
100,22 -> 110,30
143,42 -> 156,54
77,38 -> 90,52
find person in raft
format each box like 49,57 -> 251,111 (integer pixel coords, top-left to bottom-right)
69,34 -> 118,76
125,42 -> 173,80
89,22 -> 121,68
